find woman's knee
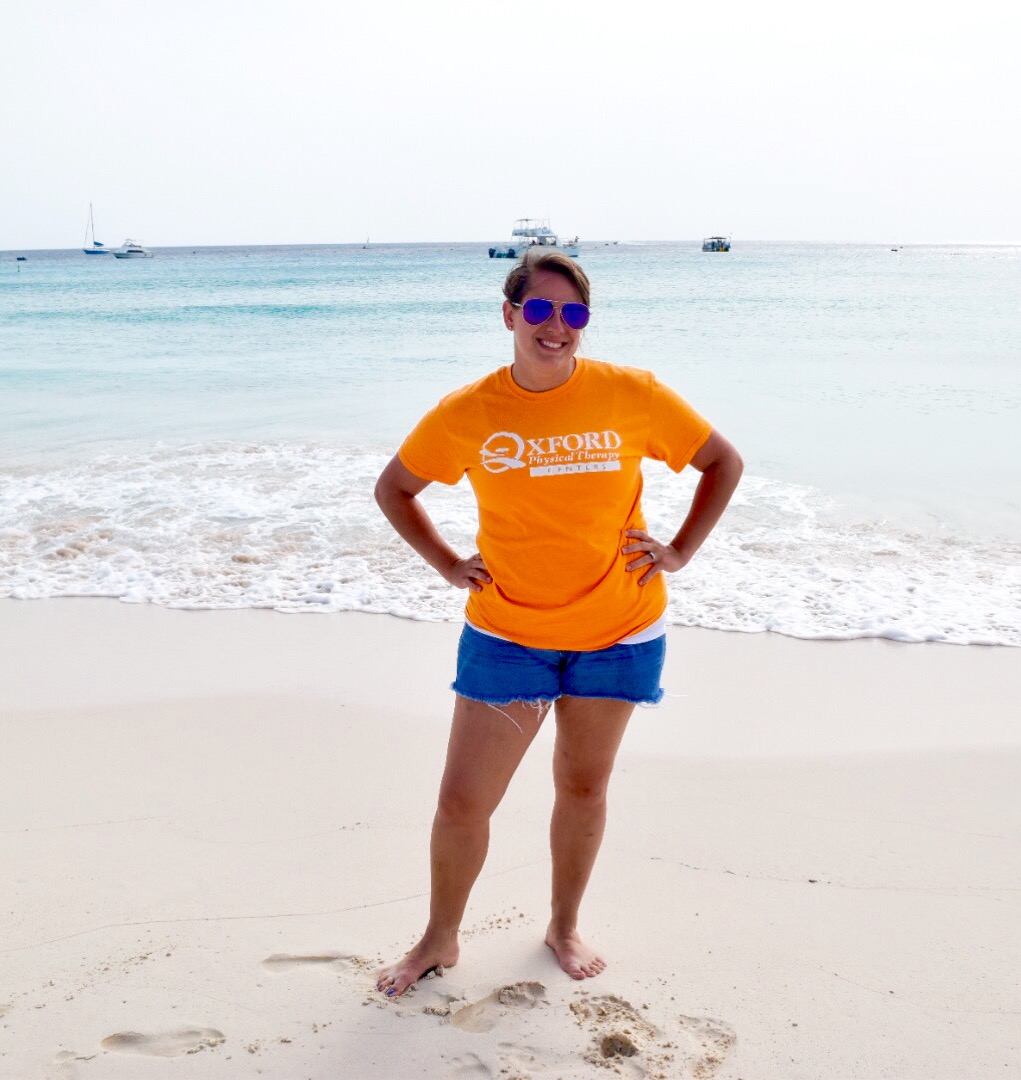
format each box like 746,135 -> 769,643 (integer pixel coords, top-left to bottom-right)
553,768 -> 611,806
435,781 -> 499,826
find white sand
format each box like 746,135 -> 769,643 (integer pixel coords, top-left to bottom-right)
1,600 -> 1019,1079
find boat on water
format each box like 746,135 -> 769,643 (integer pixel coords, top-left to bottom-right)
82,203 -> 110,255
559,235 -> 581,258
489,218 -> 580,259
702,235 -> 731,252
113,239 -> 154,259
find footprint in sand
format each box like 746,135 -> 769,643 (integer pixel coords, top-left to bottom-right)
569,995 -> 735,1078
261,952 -> 358,973
51,1049 -> 97,1075
450,981 -> 547,1034
677,1014 -> 736,1079
571,994 -> 660,1073
100,1028 -> 225,1057
448,1052 -> 492,1078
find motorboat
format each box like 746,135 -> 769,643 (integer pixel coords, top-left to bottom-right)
702,236 -> 731,252
113,239 -> 154,259
82,203 -> 110,254
489,218 -> 580,259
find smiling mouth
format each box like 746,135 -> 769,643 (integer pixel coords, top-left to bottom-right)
538,338 -> 566,350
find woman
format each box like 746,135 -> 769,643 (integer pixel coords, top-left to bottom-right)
374,249 -> 742,997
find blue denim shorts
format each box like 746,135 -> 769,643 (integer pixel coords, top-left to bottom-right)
451,623 -> 666,706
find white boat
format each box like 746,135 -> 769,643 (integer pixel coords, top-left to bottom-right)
489,218 -> 580,259
702,235 -> 731,252
113,239 -> 154,259
82,203 -> 110,255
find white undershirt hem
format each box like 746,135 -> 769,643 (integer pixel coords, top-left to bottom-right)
465,614 -> 667,648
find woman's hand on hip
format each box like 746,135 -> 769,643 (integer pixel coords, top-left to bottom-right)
622,529 -> 687,586
442,553 -> 492,593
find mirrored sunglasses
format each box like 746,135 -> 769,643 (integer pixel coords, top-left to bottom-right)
512,298 -> 590,330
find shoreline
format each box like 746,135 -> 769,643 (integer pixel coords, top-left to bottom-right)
2,599 -> 1019,1078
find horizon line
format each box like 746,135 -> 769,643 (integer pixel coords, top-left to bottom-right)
5,238 -> 1021,255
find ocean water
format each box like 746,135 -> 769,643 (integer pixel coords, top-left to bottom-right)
1,241 -> 1019,645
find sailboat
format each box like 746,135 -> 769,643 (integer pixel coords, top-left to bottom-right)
83,203 -> 109,255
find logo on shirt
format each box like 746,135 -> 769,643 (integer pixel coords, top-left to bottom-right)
480,431 -> 528,473
479,430 -> 622,476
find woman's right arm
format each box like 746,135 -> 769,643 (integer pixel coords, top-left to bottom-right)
374,455 -> 492,593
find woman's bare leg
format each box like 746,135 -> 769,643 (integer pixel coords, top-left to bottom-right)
376,695 -> 547,996
546,696 -> 634,979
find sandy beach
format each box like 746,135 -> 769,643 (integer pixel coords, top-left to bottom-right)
2,599 -> 1018,1079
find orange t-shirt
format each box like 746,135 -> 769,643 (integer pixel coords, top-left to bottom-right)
398,357 -> 712,651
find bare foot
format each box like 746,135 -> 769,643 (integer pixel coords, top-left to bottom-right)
545,923 -> 607,980
375,934 -> 459,998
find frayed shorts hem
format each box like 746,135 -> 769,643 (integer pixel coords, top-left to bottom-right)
451,687 -> 665,708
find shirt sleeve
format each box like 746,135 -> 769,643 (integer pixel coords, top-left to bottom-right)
645,376 -> 713,471
397,400 -> 467,486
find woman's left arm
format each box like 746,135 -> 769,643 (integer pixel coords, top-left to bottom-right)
622,430 -> 744,585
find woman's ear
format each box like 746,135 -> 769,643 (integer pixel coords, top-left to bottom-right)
502,300 -> 515,330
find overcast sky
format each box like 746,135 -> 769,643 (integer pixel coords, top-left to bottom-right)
4,0 -> 1019,249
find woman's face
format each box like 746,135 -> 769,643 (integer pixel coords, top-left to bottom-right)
503,268 -> 585,377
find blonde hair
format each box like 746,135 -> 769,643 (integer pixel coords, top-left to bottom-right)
502,248 -> 591,307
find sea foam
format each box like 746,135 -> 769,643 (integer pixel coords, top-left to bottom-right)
2,442 -> 1017,646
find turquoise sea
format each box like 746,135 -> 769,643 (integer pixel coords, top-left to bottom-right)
1,241 -> 1019,644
